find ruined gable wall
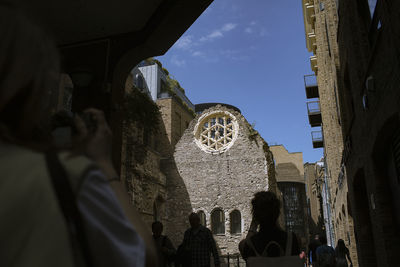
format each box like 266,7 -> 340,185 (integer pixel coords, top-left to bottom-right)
171,105 -> 276,254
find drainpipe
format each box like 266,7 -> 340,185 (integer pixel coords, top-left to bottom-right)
322,158 -> 335,246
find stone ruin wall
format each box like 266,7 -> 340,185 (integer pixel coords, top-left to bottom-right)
170,105 -> 277,254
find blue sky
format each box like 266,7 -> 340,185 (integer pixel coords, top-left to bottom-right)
156,0 -> 322,163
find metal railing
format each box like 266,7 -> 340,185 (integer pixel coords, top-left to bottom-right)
307,101 -> 321,114
218,254 -> 246,267
311,131 -> 323,142
304,74 -> 317,88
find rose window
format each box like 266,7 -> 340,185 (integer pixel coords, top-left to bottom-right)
194,111 -> 239,154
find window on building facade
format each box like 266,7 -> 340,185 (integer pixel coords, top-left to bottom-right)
278,182 -> 307,238
230,210 -> 241,234
334,84 -> 341,125
320,1 -> 325,11
211,209 -> 225,234
194,110 -> 239,154
135,74 -> 144,90
325,18 -> 331,57
198,210 -> 207,227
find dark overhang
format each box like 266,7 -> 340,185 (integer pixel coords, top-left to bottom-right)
18,0 -> 213,55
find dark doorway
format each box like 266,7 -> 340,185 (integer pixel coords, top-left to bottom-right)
353,170 -> 377,267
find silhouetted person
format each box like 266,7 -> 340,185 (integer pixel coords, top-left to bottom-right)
309,234 -> 321,267
239,191 -> 300,260
152,221 -> 176,267
179,213 -> 220,267
334,239 -> 352,267
0,3 -> 158,267
316,235 -> 335,267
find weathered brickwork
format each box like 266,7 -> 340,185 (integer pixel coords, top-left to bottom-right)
270,145 -> 308,248
157,97 -> 194,148
302,1 -> 358,265
336,0 -> 400,266
171,105 -> 277,254
304,163 -> 324,236
121,73 -> 194,233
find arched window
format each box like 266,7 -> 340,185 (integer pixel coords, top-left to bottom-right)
211,208 -> 225,234
230,210 -> 241,234
197,210 -> 206,227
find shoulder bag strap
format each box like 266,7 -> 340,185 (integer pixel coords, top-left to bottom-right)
285,231 -> 293,256
246,238 -> 261,257
45,150 -> 93,267
261,241 -> 284,257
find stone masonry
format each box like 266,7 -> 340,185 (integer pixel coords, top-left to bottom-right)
171,104 -> 277,255
270,145 -> 308,248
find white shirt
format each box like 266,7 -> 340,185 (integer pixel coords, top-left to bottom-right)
78,170 -> 145,267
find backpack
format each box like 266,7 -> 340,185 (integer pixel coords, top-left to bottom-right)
317,245 -> 336,267
246,232 -> 303,267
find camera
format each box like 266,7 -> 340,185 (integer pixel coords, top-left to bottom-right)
51,110 -> 97,147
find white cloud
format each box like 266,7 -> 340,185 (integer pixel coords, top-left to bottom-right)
170,55 -> 186,67
221,23 -> 237,32
174,35 -> 193,50
209,30 -> 223,38
221,49 -> 249,61
199,22 -> 237,42
192,51 -> 204,57
259,28 -> 269,37
250,21 -> 256,26
245,27 -> 253,34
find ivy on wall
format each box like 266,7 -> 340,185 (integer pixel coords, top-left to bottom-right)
123,86 -> 160,136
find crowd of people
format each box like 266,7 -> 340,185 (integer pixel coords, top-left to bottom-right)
1,3 -> 353,267
307,235 -> 353,267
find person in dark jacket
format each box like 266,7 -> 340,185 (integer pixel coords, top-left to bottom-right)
178,213 -> 220,267
152,221 -> 176,267
334,239 -> 352,267
309,234 -> 322,266
316,235 -> 335,267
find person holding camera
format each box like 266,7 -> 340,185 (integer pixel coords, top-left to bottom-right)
0,3 -> 157,267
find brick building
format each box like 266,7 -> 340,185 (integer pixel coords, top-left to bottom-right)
270,145 -> 309,248
335,0 -> 400,266
304,162 -> 325,237
301,0 -> 358,265
120,61 -> 195,231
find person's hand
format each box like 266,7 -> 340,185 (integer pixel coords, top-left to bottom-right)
74,108 -> 112,163
74,108 -> 118,179
249,217 -> 259,231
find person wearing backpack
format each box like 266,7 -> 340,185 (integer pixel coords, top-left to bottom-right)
315,235 -> 336,267
152,221 -> 176,267
239,191 -> 303,266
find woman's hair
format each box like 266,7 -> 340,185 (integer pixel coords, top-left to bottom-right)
0,3 -> 60,148
335,239 -> 347,257
251,191 -> 281,228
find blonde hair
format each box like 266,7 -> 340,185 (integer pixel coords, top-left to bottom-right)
0,3 -> 60,147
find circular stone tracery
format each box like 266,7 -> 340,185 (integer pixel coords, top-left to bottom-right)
194,110 -> 239,154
